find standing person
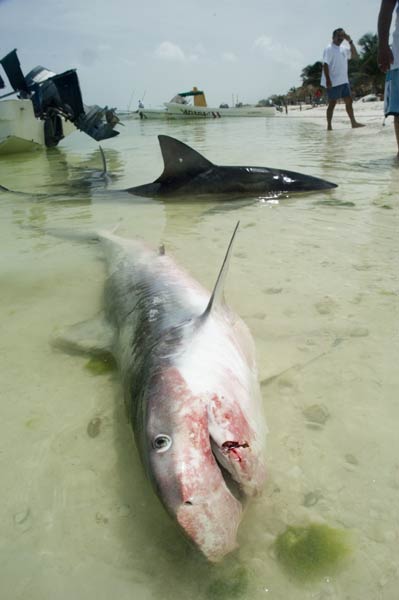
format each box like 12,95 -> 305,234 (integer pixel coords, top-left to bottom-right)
321,28 -> 365,130
378,0 -> 399,156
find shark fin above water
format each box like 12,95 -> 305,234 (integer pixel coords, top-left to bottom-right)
155,135 -> 214,182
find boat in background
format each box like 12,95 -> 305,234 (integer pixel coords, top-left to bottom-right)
138,87 -> 276,120
0,49 -> 121,155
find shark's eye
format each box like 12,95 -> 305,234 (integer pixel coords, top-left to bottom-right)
152,434 -> 172,452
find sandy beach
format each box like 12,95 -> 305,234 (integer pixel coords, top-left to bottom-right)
276,98 -> 387,128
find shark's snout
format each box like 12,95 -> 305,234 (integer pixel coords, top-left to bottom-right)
176,490 -> 242,562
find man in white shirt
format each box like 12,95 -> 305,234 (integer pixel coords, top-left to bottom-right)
321,28 -> 364,130
378,0 -> 399,156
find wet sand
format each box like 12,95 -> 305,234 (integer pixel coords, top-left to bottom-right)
0,113 -> 398,599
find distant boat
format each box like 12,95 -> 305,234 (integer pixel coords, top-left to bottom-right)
0,49 -> 120,155
138,87 -> 276,120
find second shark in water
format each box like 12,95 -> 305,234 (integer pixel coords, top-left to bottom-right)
126,135 -> 337,198
0,135 -> 337,199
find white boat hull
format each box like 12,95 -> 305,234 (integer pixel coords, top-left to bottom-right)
0,99 -> 75,155
0,135 -> 43,155
139,102 -> 276,120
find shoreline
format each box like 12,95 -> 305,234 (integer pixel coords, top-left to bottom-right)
275,99 -> 386,127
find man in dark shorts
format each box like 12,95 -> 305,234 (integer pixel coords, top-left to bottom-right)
321,28 -> 365,130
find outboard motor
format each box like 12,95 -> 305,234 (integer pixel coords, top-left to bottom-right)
0,49 -> 120,146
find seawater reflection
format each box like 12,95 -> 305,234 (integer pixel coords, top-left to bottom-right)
0,115 -> 398,600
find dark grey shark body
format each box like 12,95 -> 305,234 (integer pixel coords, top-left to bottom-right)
127,135 -> 337,198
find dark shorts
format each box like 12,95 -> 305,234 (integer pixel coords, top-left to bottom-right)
384,69 -> 399,117
326,83 -> 352,101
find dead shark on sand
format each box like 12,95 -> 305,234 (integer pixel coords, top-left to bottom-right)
50,222 -> 267,561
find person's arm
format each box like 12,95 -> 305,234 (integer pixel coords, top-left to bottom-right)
378,0 -> 396,71
323,63 -> 332,88
343,32 -> 358,58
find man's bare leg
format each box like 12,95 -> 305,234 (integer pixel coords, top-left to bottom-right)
326,100 -> 337,130
394,116 -> 399,156
344,96 -> 365,128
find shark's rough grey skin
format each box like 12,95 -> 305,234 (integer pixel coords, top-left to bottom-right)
126,135 -> 337,198
53,224 -> 267,561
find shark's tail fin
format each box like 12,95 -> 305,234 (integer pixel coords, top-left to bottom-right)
0,183 -> 38,195
99,145 -> 107,177
24,225 -> 101,243
25,219 -> 123,243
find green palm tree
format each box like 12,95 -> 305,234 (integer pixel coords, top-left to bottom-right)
354,33 -> 385,94
301,62 -> 323,87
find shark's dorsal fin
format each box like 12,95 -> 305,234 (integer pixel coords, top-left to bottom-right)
200,221 -> 240,321
155,135 -> 214,182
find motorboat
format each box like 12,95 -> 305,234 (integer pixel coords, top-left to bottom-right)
0,98 -> 74,154
0,49 -> 120,155
138,87 -> 276,120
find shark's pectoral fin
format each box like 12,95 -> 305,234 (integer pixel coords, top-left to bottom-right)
51,314 -> 114,361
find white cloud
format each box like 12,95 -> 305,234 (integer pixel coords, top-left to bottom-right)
155,41 -> 186,61
253,35 -> 303,69
154,41 -> 206,63
222,52 -> 237,63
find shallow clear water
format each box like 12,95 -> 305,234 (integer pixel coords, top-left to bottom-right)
0,113 -> 398,600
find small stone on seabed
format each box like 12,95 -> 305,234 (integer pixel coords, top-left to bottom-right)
345,454 -> 359,465
303,490 -> 323,507
14,508 -> 30,525
303,404 -> 330,425
87,417 -> 102,438
13,508 -> 32,532
117,504 -> 131,517
315,297 -> 337,315
95,512 -> 109,525
348,327 -> 369,338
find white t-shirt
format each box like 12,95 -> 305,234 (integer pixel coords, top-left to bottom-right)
320,42 -> 351,87
392,1 -> 399,68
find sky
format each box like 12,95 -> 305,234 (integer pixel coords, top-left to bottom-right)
0,0 -> 381,110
